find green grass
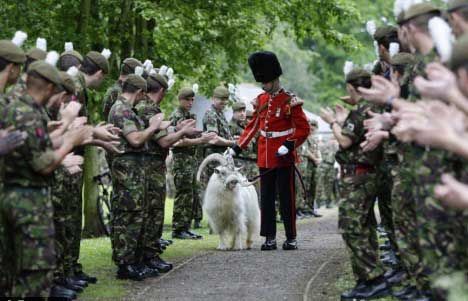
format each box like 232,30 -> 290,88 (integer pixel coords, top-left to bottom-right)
79,198 -> 218,300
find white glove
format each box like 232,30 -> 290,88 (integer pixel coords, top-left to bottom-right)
277,145 -> 289,156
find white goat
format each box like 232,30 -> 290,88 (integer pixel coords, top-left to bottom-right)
197,153 -> 260,250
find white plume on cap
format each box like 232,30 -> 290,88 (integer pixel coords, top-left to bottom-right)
101,48 -> 111,60
134,66 -> 144,77
374,41 -> 380,57
343,61 -> 354,76
45,51 -> 59,67
228,83 -> 236,94
143,60 -> 153,72
168,78 -> 175,90
36,38 -> 47,51
192,83 -> 199,94
64,42 -> 74,52
389,42 -> 400,57
394,0 -> 406,18
429,17 -> 454,63
12,31 -> 27,47
67,66 -> 79,78
149,68 -> 157,76
166,67 -> 174,79
404,0 -> 423,11
366,20 -> 377,37
159,65 -> 168,76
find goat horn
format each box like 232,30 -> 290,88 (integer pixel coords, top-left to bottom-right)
196,153 -> 228,183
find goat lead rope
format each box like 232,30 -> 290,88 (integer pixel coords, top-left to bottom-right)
247,168 -> 276,182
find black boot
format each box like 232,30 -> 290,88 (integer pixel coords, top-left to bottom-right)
55,278 -> 85,293
172,230 -> 194,239
138,263 -> 160,278
282,239 -> 298,250
354,275 -> 391,299
146,256 -> 173,273
116,264 -> 147,281
49,285 -> 78,300
261,238 -> 277,251
74,271 -> 97,284
186,230 -> 203,239
340,281 -> 366,300
193,220 -> 202,229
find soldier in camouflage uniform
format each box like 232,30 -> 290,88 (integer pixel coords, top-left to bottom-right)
320,69 -> 388,300
170,87 -> 214,239
136,70 -> 198,272
296,119 -> 321,218
317,139 -> 338,208
229,102 -> 259,184
102,57 -> 142,121
1,59 -> 89,298
108,72 -> 162,281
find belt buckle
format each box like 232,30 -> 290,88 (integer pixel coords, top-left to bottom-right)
266,132 -> 273,138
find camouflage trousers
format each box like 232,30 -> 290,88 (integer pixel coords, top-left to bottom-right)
110,155 -> 147,265
415,150 -> 468,286
141,156 -> 166,260
391,158 -> 426,289
376,165 -> 397,252
317,163 -> 336,206
0,186 -> 56,297
296,165 -> 316,211
338,172 -> 384,281
51,169 -> 83,279
172,152 -> 199,232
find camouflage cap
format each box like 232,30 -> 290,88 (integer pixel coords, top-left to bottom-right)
450,33 -> 468,70
400,3 -> 440,24
61,50 -> 83,62
0,40 -> 26,64
125,74 -> 147,92
28,60 -> 62,87
86,51 -> 110,74
213,86 -> 229,99
373,26 -> 398,41
345,69 -> 371,83
27,48 -> 47,61
232,101 -> 246,111
59,71 -> 76,94
148,73 -> 168,90
121,57 -> 142,75
391,53 -> 417,66
178,87 -> 195,100
447,0 -> 468,12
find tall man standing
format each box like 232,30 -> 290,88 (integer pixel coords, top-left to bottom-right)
230,51 -> 310,251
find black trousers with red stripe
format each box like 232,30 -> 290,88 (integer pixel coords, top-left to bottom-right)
259,165 -> 296,240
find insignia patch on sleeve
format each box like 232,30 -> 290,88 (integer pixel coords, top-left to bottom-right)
346,123 -> 355,131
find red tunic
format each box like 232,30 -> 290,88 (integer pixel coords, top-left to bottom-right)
237,89 -> 310,168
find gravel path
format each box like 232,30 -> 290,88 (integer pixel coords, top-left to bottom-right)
132,208 -> 348,301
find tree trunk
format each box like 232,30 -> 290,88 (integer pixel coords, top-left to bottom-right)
82,146 -> 103,237
77,0 -> 91,49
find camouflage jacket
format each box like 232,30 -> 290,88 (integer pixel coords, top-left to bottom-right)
135,99 -> 169,159
102,81 -> 122,121
335,103 -> 382,166
108,96 -> 147,154
169,106 -> 197,154
300,134 -> 321,168
3,93 -> 55,188
229,118 -> 257,160
203,105 -> 232,140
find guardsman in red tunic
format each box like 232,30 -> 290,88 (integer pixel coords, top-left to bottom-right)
230,51 -> 310,250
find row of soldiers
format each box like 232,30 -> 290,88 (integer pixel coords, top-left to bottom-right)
0,26 -> 266,298
319,0 -> 468,300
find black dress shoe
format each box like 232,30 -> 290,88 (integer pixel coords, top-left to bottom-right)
261,239 -> 277,251
282,239 -> 298,250
55,278 -> 84,293
146,256 -> 173,273
74,271 -> 98,284
187,230 -> 203,239
116,264 -> 147,281
172,231 -> 195,239
49,285 -> 77,300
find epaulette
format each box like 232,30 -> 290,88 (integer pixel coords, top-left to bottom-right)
284,90 -> 304,107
